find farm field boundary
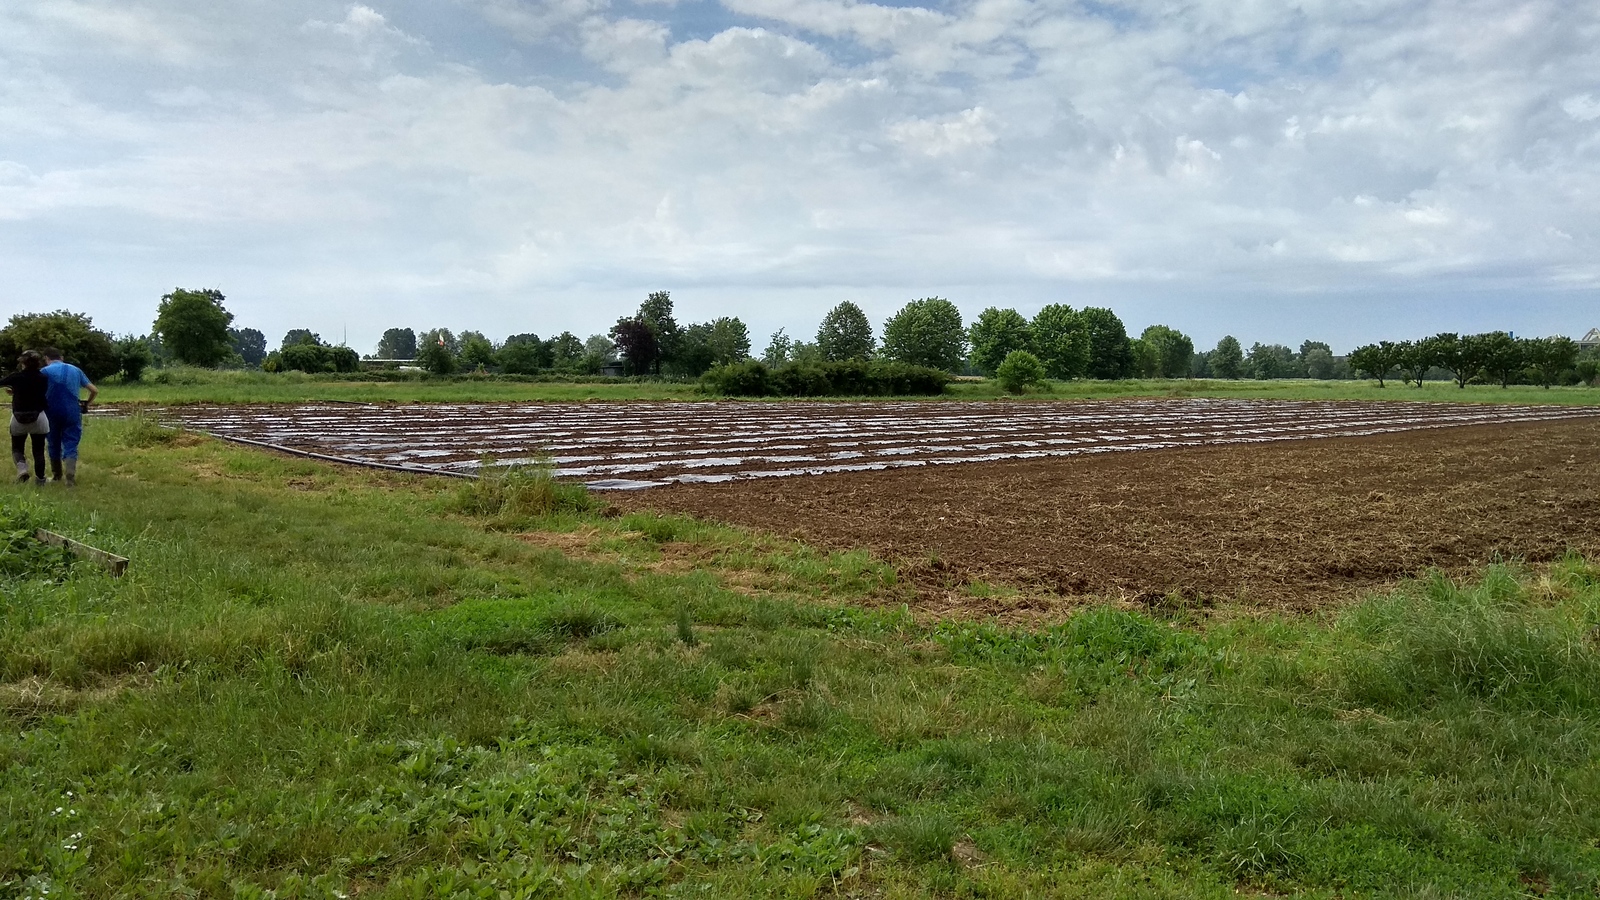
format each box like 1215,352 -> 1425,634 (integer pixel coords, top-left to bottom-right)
150,398 -> 1600,489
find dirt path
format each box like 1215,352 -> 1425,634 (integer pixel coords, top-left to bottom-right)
612,419 -> 1600,613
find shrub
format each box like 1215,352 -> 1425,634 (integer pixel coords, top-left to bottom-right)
117,410 -> 182,448
452,462 -> 596,520
995,350 -> 1047,393
702,359 -> 948,397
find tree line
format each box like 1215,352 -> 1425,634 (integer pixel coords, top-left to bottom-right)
1347,333 -> 1592,389
2,287 -> 1594,390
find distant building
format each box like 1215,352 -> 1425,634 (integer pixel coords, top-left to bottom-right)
1581,328 -> 1600,350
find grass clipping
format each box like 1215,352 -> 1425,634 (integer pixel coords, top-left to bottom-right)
452,460 -> 597,522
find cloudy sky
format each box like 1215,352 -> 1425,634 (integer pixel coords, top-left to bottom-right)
3,0 -> 1597,355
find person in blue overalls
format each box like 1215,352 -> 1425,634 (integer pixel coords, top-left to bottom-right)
41,347 -> 98,486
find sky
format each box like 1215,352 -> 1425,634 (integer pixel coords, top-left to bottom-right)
2,0 -> 1598,356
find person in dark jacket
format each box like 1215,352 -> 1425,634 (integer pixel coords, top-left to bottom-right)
1,350 -> 50,484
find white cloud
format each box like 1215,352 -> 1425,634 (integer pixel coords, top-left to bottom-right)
1,0 -> 1598,350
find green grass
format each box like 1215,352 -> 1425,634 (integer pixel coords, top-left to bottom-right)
3,422 -> 1599,897
102,366 -> 1600,406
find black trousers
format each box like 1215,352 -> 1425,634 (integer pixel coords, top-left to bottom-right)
11,432 -> 45,479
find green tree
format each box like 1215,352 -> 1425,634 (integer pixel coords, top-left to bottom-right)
154,288 -> 235,367
282,329 -> 320,350
459,331 -> 496,370
1129,337 -> 1159,377
0,310 -> 121,379
549,332 -> 585,370
967,307 -> 1033,376
1211,336 -> 1244,379
1348,341 -> 1400,387
881,298 -> 966,372
419,328 -> 459,356
1525,336 -> 1578,388
416,339 -> 457,375
1472,332 -> 1523,388
995,350 -> 1047,393
230,328 -> 268,368
762,329 -> 794,366
1080,307 -> 1133,379
816,302 -> 875,361
114,335 -> 153,382
376,328 -> 417,360
1139,325 -> 1194,378
1246,343 -> 1296,380
1430,333 -> 1479,389
1030,304 -> 1089,380
1302,347 -> 1336,380
1396,339 -> 1434,387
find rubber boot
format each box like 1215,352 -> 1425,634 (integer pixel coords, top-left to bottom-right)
64,458 -> 77,488
50,458 -> 63,483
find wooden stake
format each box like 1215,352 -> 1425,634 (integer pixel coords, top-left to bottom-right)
34,529 -> 129,577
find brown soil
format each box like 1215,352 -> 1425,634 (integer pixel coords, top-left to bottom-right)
609,420 -> 1600,612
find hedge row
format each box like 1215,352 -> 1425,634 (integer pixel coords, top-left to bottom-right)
701,359 -> 950,397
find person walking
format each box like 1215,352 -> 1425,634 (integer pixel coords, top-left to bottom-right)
40,347 -> 98,486
1,350 -> 50,484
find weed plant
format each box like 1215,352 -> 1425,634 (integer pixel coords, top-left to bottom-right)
3,420 -> 1599,897
451,461 -> 597,523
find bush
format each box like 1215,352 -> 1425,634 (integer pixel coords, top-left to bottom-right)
452,462 -> 596,521
995,350 -> 1047,393
702,359 -> 948,397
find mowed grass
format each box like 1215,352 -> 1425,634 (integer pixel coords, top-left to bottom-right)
102,365 -> 1600,407
3,421 -> 1599,898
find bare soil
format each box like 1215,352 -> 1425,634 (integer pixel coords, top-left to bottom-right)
610,420 -> 1600,612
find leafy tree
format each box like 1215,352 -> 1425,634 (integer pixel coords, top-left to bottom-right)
549,332 -> 586,370
1211,336 -> 1244,379
114,335 -> 153,382
459,331 -> 496,370
1429,333 -> 1479,389
420,328 -> 459,356
1189,350 -> 1213,378
636,291 -> 681,374
610,317 -> 659,376
1349,341 -> 1401,387
416,339 -> 457,375
762,329 -> 794,366
1139,325 -> 1194,378
1526,336 -> 1578,388
584,335 -> 616,361
498,334 -> 551,375
1302,347 -> 1337,380
0,310 -> 121,379
154,288 -> 235,367
376,327 -> 418,360
816,302 -> 875,362
1129,337 -> 1159,377
968,308 -> 1034,376
1576,358 -> 1599,387
1299,340 -> 1332,358
1396,339 -> 1435,387
881,297 -> 966,372
230,328 -> 267,368
1246,343 -> 1296,380
706,317 -> 751,366
995,350 -> 1047,393
282,329 -> 321,350
1472,332 -> 1523,388
1080,307 -> 1133,379
1030,304 -> 1089,380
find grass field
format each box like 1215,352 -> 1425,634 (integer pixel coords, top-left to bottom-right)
100,367 -> 1600,407
3,420 -> 1599,897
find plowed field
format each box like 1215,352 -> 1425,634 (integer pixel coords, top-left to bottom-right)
157,400 -> 1600,612
161,399 -> 1595,487
612,418 -> 1600,613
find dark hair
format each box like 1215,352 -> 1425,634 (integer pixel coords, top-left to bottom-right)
18,350 -> 43,372
42,347 -> 63,361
